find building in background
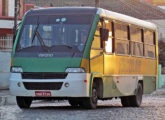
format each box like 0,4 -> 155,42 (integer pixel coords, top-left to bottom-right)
0,0 -> 14,38
1,0 -> 165,89
0,0 -> 34,89
0,0 -> 164,50
0,0 -> 34,51
23,0 -> 95,7
24,0 -> 165,41
0,0 -> 22,52
0,0 -> 23,37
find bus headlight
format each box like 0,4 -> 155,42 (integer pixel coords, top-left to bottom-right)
11,67 -> 23,73
65,68 -> 85,73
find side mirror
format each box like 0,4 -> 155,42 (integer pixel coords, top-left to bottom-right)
100,28 -> 109,42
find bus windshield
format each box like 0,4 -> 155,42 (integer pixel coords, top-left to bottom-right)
15,14 -> 94,58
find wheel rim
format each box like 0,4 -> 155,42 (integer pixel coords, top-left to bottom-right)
92,88 -> 97,104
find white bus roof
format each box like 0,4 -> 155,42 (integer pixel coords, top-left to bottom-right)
97,8 -> 157,30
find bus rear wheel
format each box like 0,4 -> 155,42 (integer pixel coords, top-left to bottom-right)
16,96 -> 32,109
130,82 -> 143,107
121,83 -> 143,107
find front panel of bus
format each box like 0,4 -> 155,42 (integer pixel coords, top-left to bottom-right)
10,8 -> 98,97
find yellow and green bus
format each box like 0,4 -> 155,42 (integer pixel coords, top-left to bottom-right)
10,7 -> 158,109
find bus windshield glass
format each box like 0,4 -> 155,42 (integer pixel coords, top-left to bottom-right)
15,14 -> 94,58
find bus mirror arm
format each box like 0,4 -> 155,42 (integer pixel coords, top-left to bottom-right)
13,22 -> 21,44
100,28 -> 109,42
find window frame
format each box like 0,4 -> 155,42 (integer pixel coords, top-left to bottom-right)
114,21 -> 130,55
143,29 -> 156,59
130,25 -> 144,57
95,17 -> 157,59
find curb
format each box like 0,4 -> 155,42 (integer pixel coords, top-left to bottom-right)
0,95 -> 16,106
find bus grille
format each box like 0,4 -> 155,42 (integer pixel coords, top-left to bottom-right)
22,73 -> 68,79
23,82 -> 63,90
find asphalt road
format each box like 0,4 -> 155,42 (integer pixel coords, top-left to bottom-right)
0,93 -> 165,120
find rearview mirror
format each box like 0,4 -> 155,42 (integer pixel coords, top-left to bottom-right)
100,28 -> 109,42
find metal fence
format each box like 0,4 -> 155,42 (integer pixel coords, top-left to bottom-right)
0,37 -> 13,51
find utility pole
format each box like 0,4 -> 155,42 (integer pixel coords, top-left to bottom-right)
95,0 -> 100,7
13,0 -> 18,43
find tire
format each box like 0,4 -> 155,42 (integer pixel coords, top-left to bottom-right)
130,83 -> 143,107
16,96 -> 32,109
120,83 -> 143,107
121,97 -> 131,107
82,84 -> 98,109
68,99 -> 79,107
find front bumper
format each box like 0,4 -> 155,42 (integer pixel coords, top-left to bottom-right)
9,73 -> 91,97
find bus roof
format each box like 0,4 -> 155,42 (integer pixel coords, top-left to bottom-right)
27,7 -> 157,30
97,8 -> 157,30
26,7 -> 97,16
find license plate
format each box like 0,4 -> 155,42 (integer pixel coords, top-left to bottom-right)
35,91 -> 52,97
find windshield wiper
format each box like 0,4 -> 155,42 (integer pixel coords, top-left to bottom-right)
63,45 -> 73,49
35,31 -> 50,52
31,24 -> 50,52
16,46 -> 36,52
31,24 -> 39,44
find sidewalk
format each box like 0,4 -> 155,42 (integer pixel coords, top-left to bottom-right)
153,88 -> 165,96
0,90 -> 16,106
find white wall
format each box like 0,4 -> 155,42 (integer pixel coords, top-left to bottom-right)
159,6 -> 165,9
0,20 -> 14,28
0,52 -> 11,89
8,0 -> 15,17
0,19 -> 21,29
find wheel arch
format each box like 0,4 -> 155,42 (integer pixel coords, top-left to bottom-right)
89,73 -> 103,98
136,80 -> 143,94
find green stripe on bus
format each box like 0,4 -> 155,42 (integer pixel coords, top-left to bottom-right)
12,15 -> 26,57
83,14 -> 100,59
89,73 -> 94,96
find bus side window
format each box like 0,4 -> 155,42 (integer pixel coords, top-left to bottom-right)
104,19 -> 113,53
144,30 -> 156,58
130,26 -> 143,57
91,22 -> 101,49
114,22 -> 129,55
90,21 -> 103,59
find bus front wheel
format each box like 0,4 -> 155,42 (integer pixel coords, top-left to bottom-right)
121,97 -> 130,107
82,84 -> 98,109
16,96 -> 32,109
68,98 -> 79,107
